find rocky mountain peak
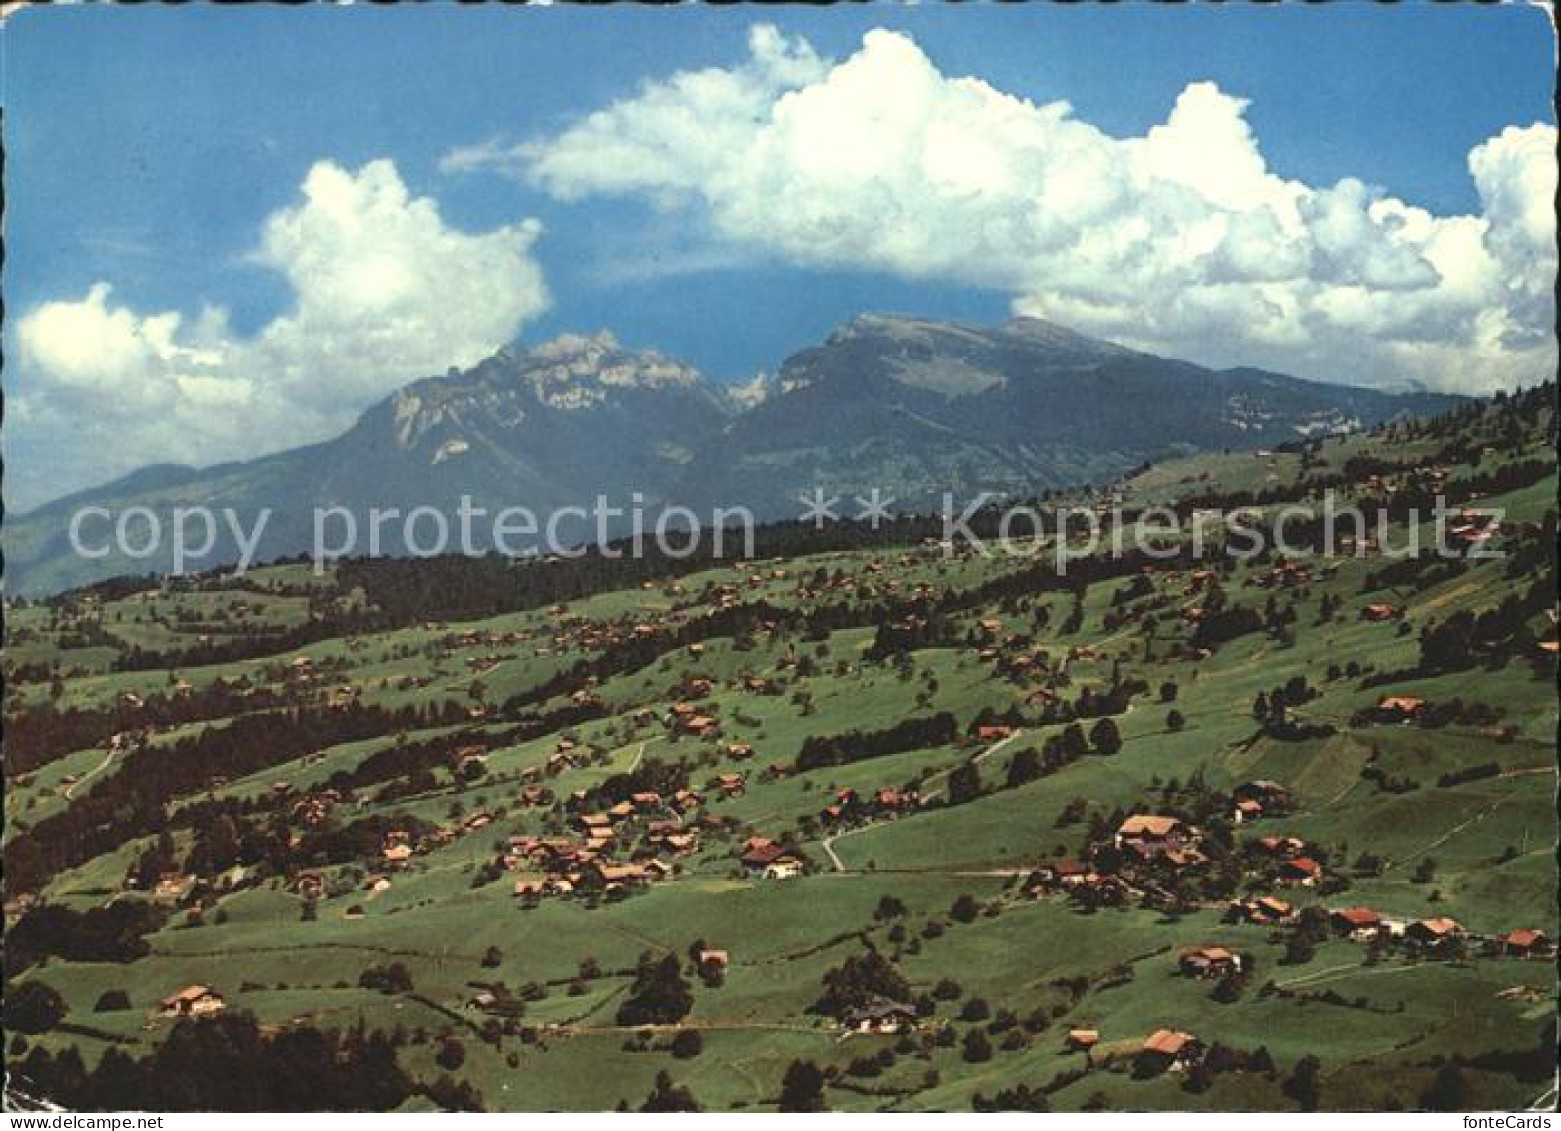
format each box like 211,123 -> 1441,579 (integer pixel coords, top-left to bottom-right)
384,332 -> 714,449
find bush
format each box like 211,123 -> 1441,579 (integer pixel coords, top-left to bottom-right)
1283,1054 -> 1321,1111
947,763 -> 983,805
5,981 -> 66,1034
779,1060 -> 826,1112
617,955 -> 692,1027
846,1055 -> 881,1078
873,895 -> 907,920
962,1028 -> 994,1063
436,1038 -> 466,1072
670,1029 -> 703,1059
358,962 -> 414,994
639,1070 -> 700,1113
1420,1060 -> 1468,1111
426,1074 -> 484,1112
94,989 -> 132,1013
1088,718 -> 1123,756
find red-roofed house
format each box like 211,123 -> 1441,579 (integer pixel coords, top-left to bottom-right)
1406,917 -> 1466,954
1497,929 -> 1551,959
1330,907 -> 1385,939
1138,1029 -> 1204,1073
1279,856 -> 1323,886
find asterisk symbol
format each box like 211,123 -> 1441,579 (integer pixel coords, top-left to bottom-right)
798,487 -> 841,529
854,488 -> 896,529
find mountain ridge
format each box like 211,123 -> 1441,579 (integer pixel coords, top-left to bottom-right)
4,314 -> 1463,595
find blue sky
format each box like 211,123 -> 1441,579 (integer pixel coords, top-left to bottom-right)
3,4 -> 1555,507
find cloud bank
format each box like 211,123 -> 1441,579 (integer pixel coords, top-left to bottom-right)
464,25 -> 1555,394
15,160 -> 549,504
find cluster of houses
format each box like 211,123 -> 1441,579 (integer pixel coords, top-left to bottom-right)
1252,558 -> 1314,590
1028,862 -> 1549,966
819,786 -> 920,826
1029,782 -> 1301,905
538,616 -> 671,661
1064,1027 -> 1205,1074
507,832 -> 676,897
1025,859 -> 1130,905
377,821 -> 473,868
668,701 -> 720,738
1249,834 -> 1325,886
501,789 -> 710,897
1352,463 -> 1462,505
786,553 -> 943,607
282,785 -> 343,827
414,607 -> 724,677
700,554 -> 969,615
279,654 -> 380,713
976,639 -> 1113,694
1324,909 -> 1551,959
1229,779 -> 1289,822
967,613 -> 1113,681
293,869 -> 391,901
1112,814 -> 1209,873
573,790 -> 686,839
1021,772 -> 1549,968
1446,508 -> 1500,550
1229,895 -> 1296,926
1216,897 -> 1550,961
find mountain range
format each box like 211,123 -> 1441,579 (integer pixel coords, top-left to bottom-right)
4,314 -> 1460,595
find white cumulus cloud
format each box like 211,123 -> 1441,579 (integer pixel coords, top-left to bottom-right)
14,159 -> 549,505
462,25 -> 1555,394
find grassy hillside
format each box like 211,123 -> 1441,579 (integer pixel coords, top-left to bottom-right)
4,386 -> 1555,1112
